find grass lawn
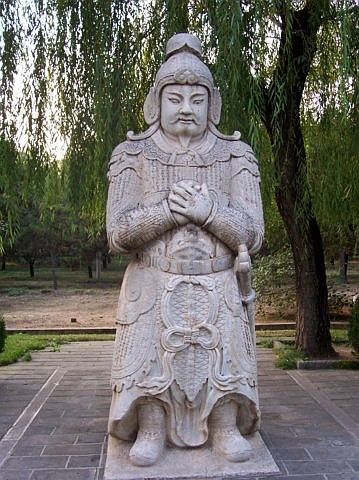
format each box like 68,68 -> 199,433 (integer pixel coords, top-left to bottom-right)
0,333 -> 115,366
0,329 -> 349,368
257,329 -> 357,369
257,328 -> 348,342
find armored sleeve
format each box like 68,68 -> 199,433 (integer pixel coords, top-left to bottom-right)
205,147 -> 264,254
106,146 -> 176,255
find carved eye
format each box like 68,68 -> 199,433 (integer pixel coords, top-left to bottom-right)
193,99 -> 204,105
169,97 -> 180,104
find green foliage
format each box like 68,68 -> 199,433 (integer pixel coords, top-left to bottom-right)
336,360 -> 359,370
5,287 -> 28,297
257,338 -> 274,348
0,0 -> 357,355
328,290 -> 347,312
305,110 -> 359,256
274,345 -> 307,370
303,3 -> 359,255
11,203 -> 48,275
348,300 -> 359,353
257,329 -> 295,338
0,315 -> 6,352
0,137 -> 21,252
0,0 -> 357,247
0,333 -> 115,366
257,329 -> 347,343
330,329 -> 349,344
22,352 -> 32,361
253,247 -> 295,295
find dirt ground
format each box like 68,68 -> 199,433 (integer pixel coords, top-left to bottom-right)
0,287 -> 119,329
0,260 -> 358,329
0,261 -> 124,329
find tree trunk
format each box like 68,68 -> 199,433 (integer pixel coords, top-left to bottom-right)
29,260 -> 35,278
338,249 -> 349,284
271,105 -> 334,357
1,255 -> 5,270
262,5 -> 334,357
88,265 -> 93,279
276,185 -> 333,356
50,251 -> 58,290
272,122 -> 334,357
95,251 -> 102,280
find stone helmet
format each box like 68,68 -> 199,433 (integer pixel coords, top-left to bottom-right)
144,33 -> 222,126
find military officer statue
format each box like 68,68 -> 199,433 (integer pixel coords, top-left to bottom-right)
106,33 -> 264,467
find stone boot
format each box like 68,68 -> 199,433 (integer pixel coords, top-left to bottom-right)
129,403 -> 166,467
210,401 -> 252,462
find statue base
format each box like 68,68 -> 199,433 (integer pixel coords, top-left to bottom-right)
103,432 -> 279,479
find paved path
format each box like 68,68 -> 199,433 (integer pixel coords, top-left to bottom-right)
0,342 -> 358,480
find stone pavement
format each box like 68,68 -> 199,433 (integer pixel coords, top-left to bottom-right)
0,342 -> 358,480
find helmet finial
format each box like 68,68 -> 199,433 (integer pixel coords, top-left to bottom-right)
165,33 -> 202,60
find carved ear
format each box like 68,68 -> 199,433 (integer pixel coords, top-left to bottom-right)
210,87 -> 222,125
144,87 -> 160,125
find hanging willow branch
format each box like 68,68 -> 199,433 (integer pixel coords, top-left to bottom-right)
0,0 -> 22,249
0,0 -> 357,246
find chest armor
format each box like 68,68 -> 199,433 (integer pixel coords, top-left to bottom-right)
138,137 -> 232,208
137,137 -> 233,260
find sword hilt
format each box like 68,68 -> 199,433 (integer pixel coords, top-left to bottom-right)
235,244 -> 255,305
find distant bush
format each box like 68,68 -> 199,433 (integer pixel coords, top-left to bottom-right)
257,338 -> 274,348
274,344 -> 306,369
0,316 -> 6,352
253,247 -> 295,295
6,287 -> 28,296
348,300 -> 359,353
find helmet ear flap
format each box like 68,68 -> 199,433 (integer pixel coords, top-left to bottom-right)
210,87 -> 222,125
144,87 -> 160,125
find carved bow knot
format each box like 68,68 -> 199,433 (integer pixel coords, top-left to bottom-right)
161,323 -> 220,353
183,330 -> 200,344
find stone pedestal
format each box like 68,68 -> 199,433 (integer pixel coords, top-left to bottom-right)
104,432 -> 279,480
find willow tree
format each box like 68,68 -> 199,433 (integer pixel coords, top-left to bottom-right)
191,0 -> 356,356
304,5 -> 359,282
0,0 -> 52,252
0,1 -> 21,251
1,0 -> 356,356
305,109 -> 359,282
261,2 -> 334,355
55,0 -> 355,356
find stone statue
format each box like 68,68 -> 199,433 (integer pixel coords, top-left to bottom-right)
106,33 -> 264,468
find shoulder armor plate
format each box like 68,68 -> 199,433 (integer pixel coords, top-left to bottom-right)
107,139 -> 144,179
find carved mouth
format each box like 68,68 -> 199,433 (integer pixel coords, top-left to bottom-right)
170,117 -> 200,125
178,118 -> 195,123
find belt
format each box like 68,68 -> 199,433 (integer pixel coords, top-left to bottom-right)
137,253 -> 234,275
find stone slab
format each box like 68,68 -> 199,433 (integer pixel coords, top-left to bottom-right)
104,432 -> 279,479
297,359 -> 359,369
288,370 -> 359,441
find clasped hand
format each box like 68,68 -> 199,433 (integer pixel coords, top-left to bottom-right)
168,180 -> 213,226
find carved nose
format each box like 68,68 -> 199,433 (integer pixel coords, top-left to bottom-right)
180,102 -> 192,114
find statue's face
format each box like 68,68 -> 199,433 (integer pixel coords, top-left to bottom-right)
160,84 -> 208,142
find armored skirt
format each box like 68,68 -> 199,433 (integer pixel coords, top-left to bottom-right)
106,132 -> 264,447
108,251 -> 259,447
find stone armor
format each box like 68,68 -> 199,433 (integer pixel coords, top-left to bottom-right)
106,126 -> 264,448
